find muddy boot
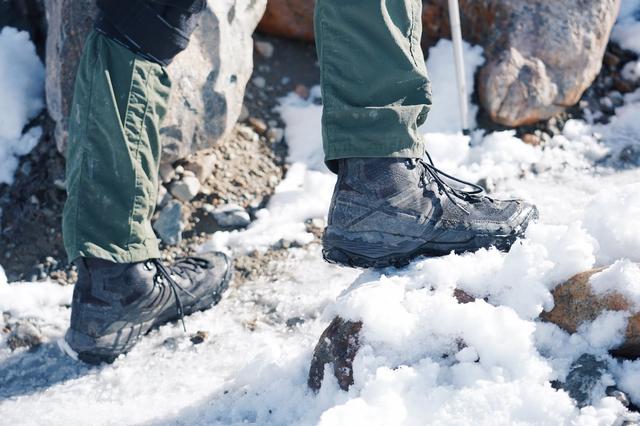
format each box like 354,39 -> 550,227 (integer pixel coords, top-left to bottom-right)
61,252 -> 232,364
323,156 -> 538,268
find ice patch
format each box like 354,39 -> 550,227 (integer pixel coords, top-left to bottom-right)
0,27 -> 45,184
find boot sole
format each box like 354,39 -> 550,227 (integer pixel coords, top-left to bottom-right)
323,209 -> 537,269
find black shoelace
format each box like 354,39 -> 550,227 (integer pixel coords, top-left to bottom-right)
409,151 -> 488,214
150,259 -> 196,332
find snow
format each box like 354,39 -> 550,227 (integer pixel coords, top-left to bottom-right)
612,0 -> 640,54
1,36 -> 640,426
590,260 -> 640,308
623,60 -> 640,83
0,27 -> 44,184
423,40 -> 485,133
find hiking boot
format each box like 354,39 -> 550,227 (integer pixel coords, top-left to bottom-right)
61,252 -> 232,364
322,156 -> 538,268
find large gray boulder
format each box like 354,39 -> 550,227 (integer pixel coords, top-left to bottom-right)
473,0 -> 621,126
45,0 -> 266,163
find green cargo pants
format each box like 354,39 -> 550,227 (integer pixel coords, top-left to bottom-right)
63,1 -> 432,263
63,31 -> 170,263
315,0 -> 432,171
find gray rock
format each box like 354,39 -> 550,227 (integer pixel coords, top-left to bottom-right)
7,321 -> 43,351
157,184 -> 170,209
44,0 -> 267,162
562,354 -> 608,408
183,152 -> 217,184
266,127 -> 285,143
212,203 -> 251,228
308,317 -> 363,392
472,0 -> 620,126
170,176 -> 201,202
153,200 -> 184,245
255,40 -> 274,58
159,163 -> 176,184
252,76 -> 266,89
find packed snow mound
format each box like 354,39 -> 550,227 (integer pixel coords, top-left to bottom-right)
0,27 -> 44,184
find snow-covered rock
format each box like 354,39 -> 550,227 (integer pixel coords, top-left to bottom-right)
542,265 -> 640,358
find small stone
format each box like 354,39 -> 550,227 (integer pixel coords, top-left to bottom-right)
255,40 -> 274,58
248,117 -> 268,134
600,96 -> 614,113
522,133 -> 541,146
237,125 -> 256,141
153,200 -> 184,245
603,52 -> 621,68
239,105 -> 250,122
157,185 -> 169,208
613,77 -> 635,94
159,163 -> 176,184
562,354 -> 608,407
163,337 -> 178,350
174,165 -> 185,175
268,175 -> 279,187
606,387 -> 630,408
212,203 -> 251,228
609,91 -> 624,107
53,178 -> 66,190
170,176 -> 201,202
286,317 -> 305,328
294,84 -> 310,99
309,218 -> 325,230
190,330 -> 209,345
252,76 -> 266,88
7,321 -> 43,351
184,152 -> 217,184
266,127 -> 284,143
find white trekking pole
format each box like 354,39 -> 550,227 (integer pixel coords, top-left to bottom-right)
447,0 -> 470,134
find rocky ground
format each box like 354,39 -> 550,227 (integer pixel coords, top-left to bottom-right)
0,5 -> 321,285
